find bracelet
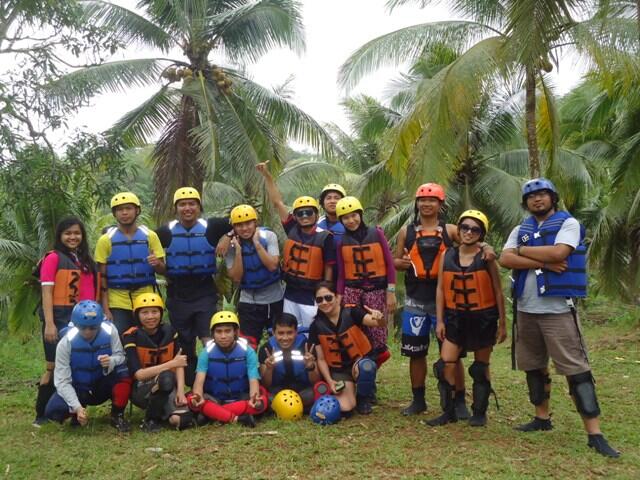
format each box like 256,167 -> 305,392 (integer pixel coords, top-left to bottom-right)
387,286 -> 396,293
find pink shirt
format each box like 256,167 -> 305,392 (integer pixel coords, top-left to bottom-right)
39,251 -> 97,301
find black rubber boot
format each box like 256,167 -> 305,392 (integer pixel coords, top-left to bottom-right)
237,414 -> 256,428
455,390 -> 470,420
402,399 -> 427,416
588,434 -> 620,458
33,381 -> 55,427
140,418 -> 162,433
514,416 -> 553,432
469,379 -> 491,427
110,412 -> 131,433
356,396 -> 373,415
425,383 -> 457,427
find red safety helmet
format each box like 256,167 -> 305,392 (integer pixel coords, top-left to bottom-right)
415,183 -> 445,201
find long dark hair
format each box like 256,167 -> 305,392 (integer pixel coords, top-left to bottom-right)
53,216 -> 96,273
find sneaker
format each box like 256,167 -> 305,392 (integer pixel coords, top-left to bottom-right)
424,411 -> 457,427
32,417 -> 49,428
514,416 -> 553,432
468,414 -> 487,427
236,414 -> 256,428
455,395 -> 470,420
196,413 -> 210,427
140,418 -> 162,433
110,413 -> 131,433
588,434 -> 620,458
402,399 -> 427,416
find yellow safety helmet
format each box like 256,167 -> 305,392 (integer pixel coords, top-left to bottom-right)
292,196 -> 319,211
230,204 -> 258,225
458,209 -> 489,233
320,183 -> 346,198
336,196 -> 364,218
271,389 -> 304,421
110,192 -> 141,209
133,293 -> 165,315
210,310 -> 239,329
173,187 -> 201,205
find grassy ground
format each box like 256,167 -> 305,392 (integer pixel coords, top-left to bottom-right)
1,298 -> 638,479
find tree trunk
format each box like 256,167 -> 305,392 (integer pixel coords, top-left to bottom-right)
525,66 -> 540,177
637,0 -> 640,44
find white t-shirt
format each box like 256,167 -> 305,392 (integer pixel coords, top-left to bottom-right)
225,229 -> 284,304
504,216 -> 580,314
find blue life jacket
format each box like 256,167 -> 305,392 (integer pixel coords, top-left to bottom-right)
68,322 -> 114,391
165,219 -> 216,277
204,339 -> 250,402
513,211 -> 587,298
268,334 -> 310,389
106,226 -> 156,289
318,216 -> 345,245
239,228 -> 281,290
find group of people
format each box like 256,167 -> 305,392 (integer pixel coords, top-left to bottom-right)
31,163 -> 620,458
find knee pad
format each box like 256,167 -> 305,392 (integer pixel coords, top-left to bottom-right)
568,371 -> 601,418
157,370 -> 176,393
433,359 -> 446,382
355,358 -> 377,398
525,369 -> 551,406
468,362 -> 490,384
176,411 -> 196,430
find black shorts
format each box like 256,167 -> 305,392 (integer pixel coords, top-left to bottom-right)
237,300 -> 284,343
444,313 -> 498,352
40,309 -> 71,363
167,294 -> 217,345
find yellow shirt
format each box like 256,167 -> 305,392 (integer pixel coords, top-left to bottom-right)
95,226 -> 165,310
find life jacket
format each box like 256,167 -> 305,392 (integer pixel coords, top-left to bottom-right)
404,222 -> 452,303
316,308 -> 372,369
105,226 -> 156,289
204,338 -> 250,402
68,322 -> 124,391
123,324 -> 177,368
442,248 -> 498,316
513,211 -> 587,298
239,228 -> 281,290
341,226 -> 388,290
282,225 -> 329,291
165,219 -> 216,277
267,334 -> 310,388
318,216 -> 345,244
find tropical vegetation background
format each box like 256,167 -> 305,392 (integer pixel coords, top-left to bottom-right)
1,0 -> 639,337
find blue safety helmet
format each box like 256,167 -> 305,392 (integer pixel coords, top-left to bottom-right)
310,395 -> 341,425
522,178 -> 558,205
71,300 -> 104,328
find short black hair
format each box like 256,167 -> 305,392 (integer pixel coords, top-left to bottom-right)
314,281 -> 336,295
273,313 -> 298,330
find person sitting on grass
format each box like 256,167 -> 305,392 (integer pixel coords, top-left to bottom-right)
187,311 -> 268,428
259,313 -> 329,412
44,300 -> 131,432
123,293 -> 192,432
310,282 -> 386,416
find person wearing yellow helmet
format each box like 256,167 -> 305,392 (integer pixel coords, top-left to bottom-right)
187,311 -> 268,428
95,192 -> 165,335
225,204 -> 284,350
123,293 -> 192,432
426,210 -> 506,428
318,183 -> 347,243
256,162 -> 336,333
155,187 -> 233,385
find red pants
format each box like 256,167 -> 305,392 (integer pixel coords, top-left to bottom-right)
187,386 -> 268,423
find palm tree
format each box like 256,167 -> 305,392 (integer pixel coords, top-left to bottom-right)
47,0 -> 337,219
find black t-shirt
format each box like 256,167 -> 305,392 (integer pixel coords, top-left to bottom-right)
308,307 -> 366,371
124,325 -> 181,377
156,217 -> 232,298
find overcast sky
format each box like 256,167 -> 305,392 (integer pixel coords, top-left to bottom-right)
23,1 -> 586,147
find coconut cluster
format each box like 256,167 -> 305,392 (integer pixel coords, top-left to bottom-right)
162,66 -> 194,83
212,66 -> 233,95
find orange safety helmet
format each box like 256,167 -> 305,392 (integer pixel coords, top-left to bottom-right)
415,183 -> 445,201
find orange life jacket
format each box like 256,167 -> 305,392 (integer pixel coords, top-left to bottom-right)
124,324 -> 177,368
442,248 -> 497,314
282,225 -> 330,291
38,251 -> 100,308
316,307 -> 372,369
341,226 -> 388,289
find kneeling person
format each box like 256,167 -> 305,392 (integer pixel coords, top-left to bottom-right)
45,301 -> 131,432
259,313 -> 327,411
124,293 -> 190,432
188,311 -> 267,427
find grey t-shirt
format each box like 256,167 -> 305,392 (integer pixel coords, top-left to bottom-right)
504,216 -> 580,314
225,229 -> 284,305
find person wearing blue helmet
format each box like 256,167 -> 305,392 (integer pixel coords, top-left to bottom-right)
44,300 -> 132,432
499,178 -> 619,458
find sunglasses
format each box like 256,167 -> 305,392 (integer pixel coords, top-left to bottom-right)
295,208 -> 316,218
78,325 -> 99,331
459,224 -> 483,235
315,294 -> 335,304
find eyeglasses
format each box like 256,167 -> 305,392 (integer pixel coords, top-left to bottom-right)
315,294 -> 335,304
459,224 -> 483,235
295,208 -> 316,218
78,325 -> 99,331
525,191 -> 551,200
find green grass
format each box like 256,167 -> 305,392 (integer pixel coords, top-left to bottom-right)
1,300 -> 639,479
